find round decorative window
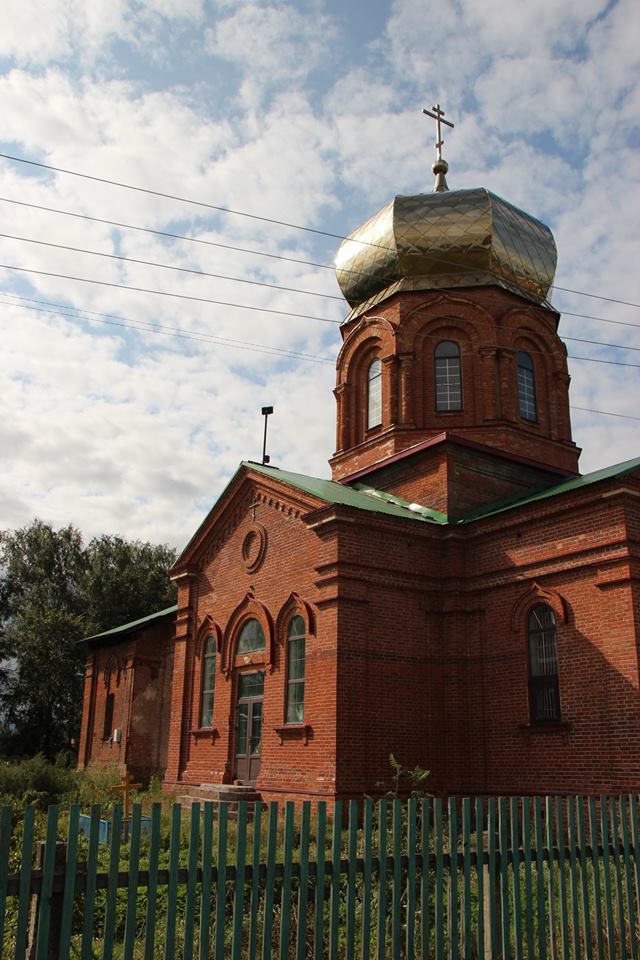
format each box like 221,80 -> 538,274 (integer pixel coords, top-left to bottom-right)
241,523 -> 267,572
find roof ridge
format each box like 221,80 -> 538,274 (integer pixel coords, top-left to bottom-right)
458,455 -> 640,523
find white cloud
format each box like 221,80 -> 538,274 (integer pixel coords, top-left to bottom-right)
205,1 -> 337,104
0,0 -> 205,67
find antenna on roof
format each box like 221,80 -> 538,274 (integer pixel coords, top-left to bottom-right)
261,406 -> 274,464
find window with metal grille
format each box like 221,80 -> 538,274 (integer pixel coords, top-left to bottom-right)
200,635 -> 216,727
517,351 -> 537,421
528,604 -> 561,722
367,359 -> 382,429
286,615 -> 306,723
435,340 -> 462,411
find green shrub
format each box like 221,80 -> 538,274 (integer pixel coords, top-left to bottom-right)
0,754 -> 77,808
73,763 -> 122,808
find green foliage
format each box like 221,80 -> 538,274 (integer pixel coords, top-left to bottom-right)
376,753 -> 431,799
0,520 -> 86,758
73,764 -> 123,809
83,535 -> 177,636
0,754 -> 77,808
0,519 -> 177,759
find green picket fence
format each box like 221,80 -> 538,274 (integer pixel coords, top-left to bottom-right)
1,794 -> 639,959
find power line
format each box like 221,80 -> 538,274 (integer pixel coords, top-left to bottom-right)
2,229 -> 640,337
7,231 -> 637,332
2,154 -> 640,312
0,231 -> 344,301
2,266 -> 639,370
4,290 -> 640,420
4,287 -> 640,377
0,294 -> 335,364
561,310 -> 640,330
0,196 -> 332,272
571,406 -> 640,422
0,151 -> 347,241
0,262 -> 342,323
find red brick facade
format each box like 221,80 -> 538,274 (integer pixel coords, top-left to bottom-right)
78,214 -> 640,802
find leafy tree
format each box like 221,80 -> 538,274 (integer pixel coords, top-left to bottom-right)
0,519 -> 177,759
83,535 -> 176,636
0,520 -> 86,758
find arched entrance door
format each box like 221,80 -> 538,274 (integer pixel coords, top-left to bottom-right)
234,671 -> 264,784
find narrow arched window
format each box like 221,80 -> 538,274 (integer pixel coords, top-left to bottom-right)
286,615 -> 306,723
200,635 -> 216,727
517,351 -> 537,421
435,341 -> 462,411
367,359 -> 382,429
528,604 -> 560,722
102,693 -> 115,740
237,618 -> 266,655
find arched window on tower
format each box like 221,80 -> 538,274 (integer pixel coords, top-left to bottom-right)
528,604 -> 560,722
286,615 -> 306,723
434,340 -> 462,411
367,358 -> 382,429
200,635 -> 216,727
517,351 -> 537,421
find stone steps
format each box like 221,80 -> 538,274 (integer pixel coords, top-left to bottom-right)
177,782 -> 262,816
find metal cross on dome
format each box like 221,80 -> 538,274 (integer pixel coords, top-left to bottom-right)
422,103 -> 454,162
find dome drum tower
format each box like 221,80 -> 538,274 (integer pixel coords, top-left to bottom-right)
330,169 -> 580,515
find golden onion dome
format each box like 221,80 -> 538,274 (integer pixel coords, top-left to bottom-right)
335,187 -> 557,319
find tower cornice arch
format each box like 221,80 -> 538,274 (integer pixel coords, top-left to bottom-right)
500,303 -> 559,336
336,314 -> 397,378
398,293 -> 498,353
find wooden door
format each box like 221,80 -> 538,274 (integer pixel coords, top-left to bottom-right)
234,672 -> 264,784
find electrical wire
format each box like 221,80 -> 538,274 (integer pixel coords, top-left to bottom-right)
2,153 -> 640,312
3,274 -> 640,371
0,294 -> 335,364
0,151 -> 347,241
4,291 -> 639,420
2,235 -> 640,338
0,262 -> 342,323
4,288 -> 640,383
0,231 -> 344,301
0,196 -> 331,272
571,407 -> 640,422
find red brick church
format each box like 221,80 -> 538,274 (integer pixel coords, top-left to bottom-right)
77,149 -> 640,803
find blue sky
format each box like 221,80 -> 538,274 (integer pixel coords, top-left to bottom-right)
0,0 -> 638,547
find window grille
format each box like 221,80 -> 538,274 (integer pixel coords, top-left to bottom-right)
435,341 -> 462,411
528,604 -> 560,722
517,351 -> 537,421
367,359 -> 382,429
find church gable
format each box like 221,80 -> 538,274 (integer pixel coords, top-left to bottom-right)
171,462 -> 325,577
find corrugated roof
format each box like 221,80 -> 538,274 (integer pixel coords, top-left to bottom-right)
458,456 -> 640,523
243,461 -> 448,524
81,604 -> 178,644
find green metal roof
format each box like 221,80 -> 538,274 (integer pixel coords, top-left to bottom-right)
458,456 -> 640,523
243,461 -> 448,524
81,604 -> 178,644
